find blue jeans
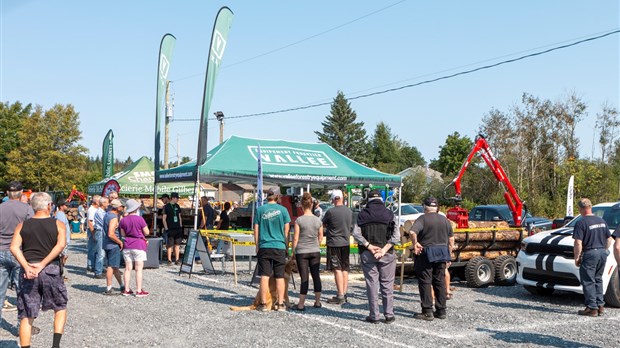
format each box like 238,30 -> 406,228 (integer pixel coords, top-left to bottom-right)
87,230 -> 95,269
0,249 -> 21,322
93,230 -> 105,275
579,248 -> 608,309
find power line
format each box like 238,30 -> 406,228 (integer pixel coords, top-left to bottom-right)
173,29 -> 620,122
173,0 -> 406,82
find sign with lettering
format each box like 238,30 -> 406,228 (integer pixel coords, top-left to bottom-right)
248,146 -> 337,169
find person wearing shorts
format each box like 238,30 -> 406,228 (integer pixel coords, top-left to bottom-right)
163,192 -> 183,265
322,189 -> 352,305
120,199 -> 150,297
254,188 -> 291,312
102,200 -> 125,295
10,192 -> 67,348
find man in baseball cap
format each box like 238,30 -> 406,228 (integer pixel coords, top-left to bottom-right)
323,188 -> 352,305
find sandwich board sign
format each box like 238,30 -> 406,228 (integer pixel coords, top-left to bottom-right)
179,230 -> 217,278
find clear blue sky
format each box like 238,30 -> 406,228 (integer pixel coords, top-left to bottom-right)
2,0 -> 618,165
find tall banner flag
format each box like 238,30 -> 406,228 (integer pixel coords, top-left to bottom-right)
153,33 -> 176,233
566,175 -> 574,217
154,33 -> 177,182
195,7 -> 234,168
256,144 -> 264,208
102,129 -> 114,178
192,7 -> 234,230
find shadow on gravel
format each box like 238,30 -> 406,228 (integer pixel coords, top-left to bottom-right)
72,284 -> 103,294
64,265 -> 89,277
0,339 -> 18,347
474,299 -> 571,314
198,294 -> 255,307
477,328 -> 601,348
174,279 -> 239,296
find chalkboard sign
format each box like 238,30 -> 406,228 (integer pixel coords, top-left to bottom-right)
179,230 -> 217,278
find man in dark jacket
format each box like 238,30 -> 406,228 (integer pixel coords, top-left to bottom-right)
353,190 -> 400,324
409,196 -> 454,321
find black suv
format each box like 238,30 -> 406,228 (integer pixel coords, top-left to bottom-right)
469,204 -> 552,230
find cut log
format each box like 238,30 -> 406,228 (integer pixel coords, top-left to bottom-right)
453,230 -> 523,243
453,250 -> 517,262
467,221 -> 510,228
454,241 -> 517,251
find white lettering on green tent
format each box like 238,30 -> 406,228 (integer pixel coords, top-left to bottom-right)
248,146 -> 337,169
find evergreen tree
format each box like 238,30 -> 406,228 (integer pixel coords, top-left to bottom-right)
315,91 -> 369,164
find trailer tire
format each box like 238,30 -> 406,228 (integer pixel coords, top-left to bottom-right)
465,256 -> 495,288
604,267 -> 620,308
493,255 -> 517,286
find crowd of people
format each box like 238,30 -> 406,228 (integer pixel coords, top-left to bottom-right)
3,180 -> 620,347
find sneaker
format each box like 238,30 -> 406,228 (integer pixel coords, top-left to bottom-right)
94,274 -> 106,279
327,296 -> 346,305
578,307 -> 598,317
175,260 -> 181,266
598,306 -> 605,316
433,310 -> 447,319
167,261 -> 173,266
365,316 -> 380,324
2,302 -> 16,312
414,312 -> 435,321
275,303 -> 287,312
121,289 -> 134,297
135,290 -> 149,298
256,303 -> 270,312
103,289 -> 119,296
384,316 -> 396,324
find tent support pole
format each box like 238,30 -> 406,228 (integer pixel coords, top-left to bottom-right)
193,178 -> 200,230
153,185 -> 159,237
398,184 -> 405,292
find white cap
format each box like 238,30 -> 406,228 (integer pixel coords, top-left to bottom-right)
330,189 -> 343,201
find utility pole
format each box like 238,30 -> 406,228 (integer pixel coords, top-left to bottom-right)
177,133 -> 180,167
164,81 -> 173,169
215,111 -> 225,202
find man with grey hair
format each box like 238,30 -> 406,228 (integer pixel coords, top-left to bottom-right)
0,181 -> 34,330
92,197 -> 109,279
409,196 -> 454,321
86,195 -> 101,273
11,192 -> 67,348
573,197 -> 612,316
353,189 -> 400,324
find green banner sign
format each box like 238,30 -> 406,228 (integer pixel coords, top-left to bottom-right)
102,129 -> 114,178
154,33 -> 176,182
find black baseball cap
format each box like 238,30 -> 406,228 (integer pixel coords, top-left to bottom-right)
423,196 -> 438,207
161,193 -> 170,199
6,181 -> 23,191
368,190 -> 382,199
170,192 -> 179,199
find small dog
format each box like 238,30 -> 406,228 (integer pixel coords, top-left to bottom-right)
230,258 -> 297,311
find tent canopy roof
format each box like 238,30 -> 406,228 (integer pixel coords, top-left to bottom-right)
157,136 -> 401,188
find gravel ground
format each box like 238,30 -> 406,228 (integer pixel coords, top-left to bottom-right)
1,239 -> 620,347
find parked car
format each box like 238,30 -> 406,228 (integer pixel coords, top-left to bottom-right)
390,203 -> 424,227
468,204 -> 552,230
516,201 -> 620,307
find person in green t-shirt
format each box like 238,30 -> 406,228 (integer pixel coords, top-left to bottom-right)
253,188 -> 291,312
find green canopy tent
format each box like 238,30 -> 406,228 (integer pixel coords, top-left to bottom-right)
156,136 -> 402,188
87,156 -> 198,196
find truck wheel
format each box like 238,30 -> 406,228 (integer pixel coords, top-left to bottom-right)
604,267 -> 620,308
493,255 -> 517,286
524,285 -> 555,296
465,256 -> 495,288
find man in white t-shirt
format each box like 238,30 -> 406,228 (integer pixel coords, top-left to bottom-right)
86,195 -> 100,273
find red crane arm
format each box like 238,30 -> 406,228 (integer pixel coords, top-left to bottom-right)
445,134 -> 524,226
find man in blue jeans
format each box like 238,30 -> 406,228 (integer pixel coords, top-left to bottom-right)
0,181 -> 34,331
86,195 -> 101,273
92,197 -> 109,279
573,198 -> 613,317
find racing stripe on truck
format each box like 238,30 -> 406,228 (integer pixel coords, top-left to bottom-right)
536,254 -> 546,270
549,234 -> 568,245
540,234 -> 556,245
545,255 -> 556,272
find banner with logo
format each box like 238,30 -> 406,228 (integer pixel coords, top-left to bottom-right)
102,129 -> 114,178
195,7 -> 234,169
154,33 -> 176,182
566,175 -> 574,217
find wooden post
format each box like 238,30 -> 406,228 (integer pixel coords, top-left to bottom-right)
232,243 -> 238,285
